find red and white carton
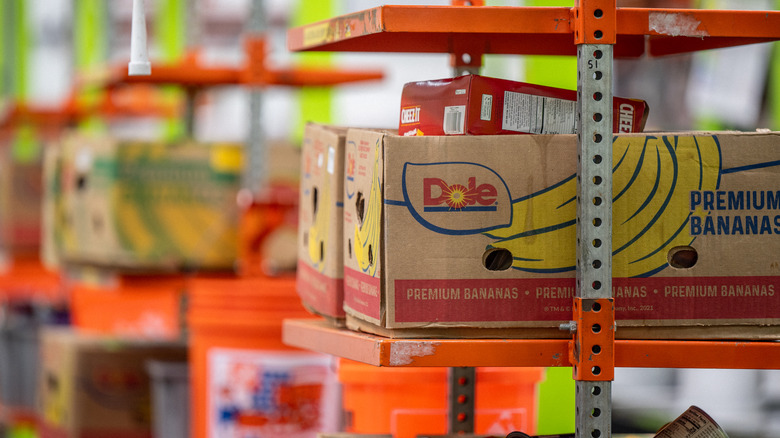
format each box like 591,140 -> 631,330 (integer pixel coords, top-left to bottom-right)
655,406 -> 728,438
399,74 -> 649,136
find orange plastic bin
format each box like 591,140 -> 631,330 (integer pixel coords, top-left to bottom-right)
339,359 -> 545,438
69,274 -> 186,340
188,275 -> 339,438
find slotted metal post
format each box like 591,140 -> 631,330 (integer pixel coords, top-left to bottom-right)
448,367 -> 476,434
245,0 -> 267,195
446,3 -> 482,433
573,1 -> 616,438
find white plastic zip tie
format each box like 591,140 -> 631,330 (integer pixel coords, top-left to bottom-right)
128,0 -> 151,76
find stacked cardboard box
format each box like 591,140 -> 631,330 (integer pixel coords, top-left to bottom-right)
0,141 -> 45,252
296,124 -> 349,322
44,134 -> 243,272
341,129 -> 780,339
38,327 -> 187,438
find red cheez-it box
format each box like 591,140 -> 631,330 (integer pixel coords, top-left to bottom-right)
399,74 -> 649,136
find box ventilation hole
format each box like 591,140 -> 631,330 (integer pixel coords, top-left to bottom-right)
483,248 -> 513,271
668,246 -> 698,269
76,174 -> 87,191
355,192 -> 365,225
312,186 -> 319,218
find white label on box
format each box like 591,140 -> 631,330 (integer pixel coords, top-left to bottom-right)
207,348 -> 338,438
75,148 -> 93,172
327,146 -> 335,174
502,91 -> 576,134
443,105 -> 467,135
480,94 -> 493,121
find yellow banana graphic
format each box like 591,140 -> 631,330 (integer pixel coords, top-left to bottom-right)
485,135 -> 721,277
353,139 -> 382,276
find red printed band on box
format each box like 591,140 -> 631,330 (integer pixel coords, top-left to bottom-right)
393,277 -> 780,323
344,267 -> 382,320
296,261 -> 345,318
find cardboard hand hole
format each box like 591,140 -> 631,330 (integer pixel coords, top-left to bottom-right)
668,246 -> 698,269
312,187 -> 319,218
76,174 -> 87,191
356,192 -> 365,225
482,248 -> 513,271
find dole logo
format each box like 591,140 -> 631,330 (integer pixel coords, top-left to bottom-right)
423,177 -> 497,212
345,140 -> 357,200
400,106 -> 421,125
346,151 -> 356,178
402,162 -> 512,235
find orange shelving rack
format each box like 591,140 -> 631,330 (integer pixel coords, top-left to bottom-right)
282,2 -> 780,438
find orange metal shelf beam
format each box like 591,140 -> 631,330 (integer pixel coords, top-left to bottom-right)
111,63 -> 385,88
0,253 -> 63,304
287,6 -> 780,57
110,42 -> 384,88
283,318 -> 780,369
0,85 -> 182,132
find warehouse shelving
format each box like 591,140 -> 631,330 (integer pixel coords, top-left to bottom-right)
286,5 -> 780,56
283,2 -> 780,438
283,318 -> 780,370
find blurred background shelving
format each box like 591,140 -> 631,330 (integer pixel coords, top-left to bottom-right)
0,1 -> 778,438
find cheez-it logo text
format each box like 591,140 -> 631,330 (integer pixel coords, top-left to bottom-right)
618,103 -> 634,133
400,106 -> 421,125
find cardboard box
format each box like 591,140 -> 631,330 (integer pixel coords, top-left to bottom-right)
38,327 -> 187,438
41,144 -> 65,270
0,143 -> 44,251
399,75 -> 648,136
50,134 -> 242,272
343,129 -> 780,339
297,124 -> 349,321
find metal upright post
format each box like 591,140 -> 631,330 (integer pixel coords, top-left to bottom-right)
245,0 -> 267,195
448,367 -> 476,434
446,2 -> 482,433
572,1 -> 616,438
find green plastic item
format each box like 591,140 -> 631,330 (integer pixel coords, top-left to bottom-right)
535,366 -> 576,435
293,1 -> 335,142
523,1 -> 576,434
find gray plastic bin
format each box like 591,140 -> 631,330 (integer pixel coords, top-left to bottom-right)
0,302 -> 63,410
147,360 -> 190,438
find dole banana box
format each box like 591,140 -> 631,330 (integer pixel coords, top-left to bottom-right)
54,134 -> 242,271
297,124 -> 349,321
399,75 -> 648,136
343,128 -> 780,339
